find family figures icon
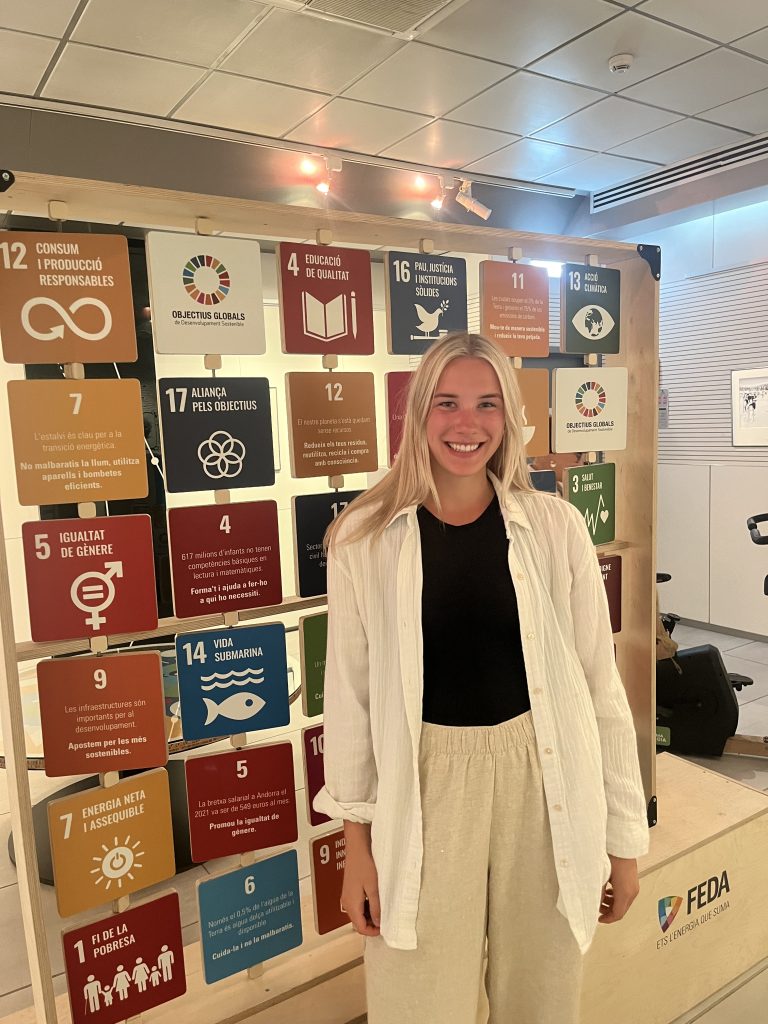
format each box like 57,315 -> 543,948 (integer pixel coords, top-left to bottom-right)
82,946 -> 175,1013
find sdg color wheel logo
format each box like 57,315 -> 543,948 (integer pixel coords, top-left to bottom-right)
182,254 -> 231,305
575,380 -> 607,419
658,895 -> 683,933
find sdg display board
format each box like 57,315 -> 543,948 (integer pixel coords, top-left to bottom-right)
176,623 -> 290,741
386,370 -> 412,466
0,232 -> 137,364
146,232 -> 266,355
62,892 -> 186,1024
561,263 -> 621,354
168,501 -> 281,618
300,612 -> 327,718
385,252 -> 467,355
286,372 -> 378,478
158,377 -> 274,492
197,851 -> 302,984
8,379 -> 147,506
552,367 -> 628,453
310,828 -> 349,935
566,463 -> 616,545
48,769 -> 175,917
515,368 -> 550,457
22,515 -> 158,642
480,261 -> 549,357
599,554 -> 622,633
38,652 -> 167,776
292,490 -> 362,597
185,743 -> 297,862
278,242 -> 374,355
302,725 -> 331,827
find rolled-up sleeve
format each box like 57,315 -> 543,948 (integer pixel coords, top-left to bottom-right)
311,539 -> 377,824
566,505 -> 650,858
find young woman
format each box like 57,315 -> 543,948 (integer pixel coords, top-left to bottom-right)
313,333 -> 648,1024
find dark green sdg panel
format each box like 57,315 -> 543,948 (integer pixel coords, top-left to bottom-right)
292,490 -> 362,597
300,612 -> 328,718
560,263 -> 620,355
157,376 -> 274,492
566,463 -> 616,545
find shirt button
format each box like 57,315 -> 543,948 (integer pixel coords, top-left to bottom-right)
560,858 -> 569,867
532,687 -> 543,695
527,632 -> 536,640
544,747 -> 553,755
517,573 -> 526,581
553,804 -> 563,812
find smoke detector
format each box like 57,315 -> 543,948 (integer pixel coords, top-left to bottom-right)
608,53 -> 634,74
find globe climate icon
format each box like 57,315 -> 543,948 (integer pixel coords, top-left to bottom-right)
575,381 -> 607,419
183,254 -> 230,305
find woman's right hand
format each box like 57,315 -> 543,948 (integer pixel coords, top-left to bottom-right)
342,822 -> 381,937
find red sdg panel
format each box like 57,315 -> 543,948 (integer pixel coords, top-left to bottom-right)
185,743 -> 297,861
277,242 -> 374,355
62,892 -> 186,1024
22,515 -> 157,642
168,501 -> 281,618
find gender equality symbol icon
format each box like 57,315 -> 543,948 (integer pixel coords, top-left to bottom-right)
70,561 -> 123,630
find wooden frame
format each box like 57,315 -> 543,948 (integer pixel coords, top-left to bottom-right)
0,171 -> 658,1024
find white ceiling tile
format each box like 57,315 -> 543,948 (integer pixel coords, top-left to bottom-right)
639,0 -> 768,43
542,153 -> 662,190
41,44 -> 204,115
534,95 -> 680,148
223,10 -> 403,94
531,11 -> 714,91
419,0 -> 617,67
621,49 -> 768,115
464,138 -> 595,179
381,120 -> 518,169
0,0 -> 79,36
448,71 -> 601,135
73,0 -> 263,66
175,73 -> 329,136
701,89 -> 768,135
0,28 -> 57,94
733,28 -> 768,61
343,43 -> 509,117
609,118 -> 749,162
286,97 -> 431,153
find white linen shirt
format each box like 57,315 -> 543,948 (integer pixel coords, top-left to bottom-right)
312,472 -> 650,953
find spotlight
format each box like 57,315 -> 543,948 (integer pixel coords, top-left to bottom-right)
414,174 -> 427,191
300,157 -> 319,175
431,195 -> 444,210
316,180 -> 330,194
455,180 -> 492,221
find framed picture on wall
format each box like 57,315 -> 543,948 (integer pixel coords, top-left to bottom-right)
732,368 -> 768,446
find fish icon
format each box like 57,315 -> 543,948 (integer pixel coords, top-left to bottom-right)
203,691 -> 266,725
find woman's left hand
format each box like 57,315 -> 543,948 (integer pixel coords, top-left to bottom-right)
598,855 -> 640,924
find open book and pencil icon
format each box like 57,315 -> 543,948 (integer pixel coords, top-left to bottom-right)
302,290 -> 358,342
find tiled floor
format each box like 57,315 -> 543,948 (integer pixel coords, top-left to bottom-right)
1,622 -> 768,1022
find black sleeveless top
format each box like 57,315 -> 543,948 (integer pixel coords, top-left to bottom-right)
417,494 -> 531,726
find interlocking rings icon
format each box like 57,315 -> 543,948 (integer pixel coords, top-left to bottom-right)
197,430 -> 246,479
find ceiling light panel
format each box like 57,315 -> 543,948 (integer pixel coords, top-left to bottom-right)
531,11 -> 714,92
343,42 -> 510,117
381,120 -> 519,168
286,96 -> 431,151
448,71 -> 601,136
534,95 -> 681,150
639,0 -> 768,44
0,29 -> 58,94
306,0 -> 446,34
223,10 -> 403,93
174,73 -> 330,136
621,49 -> 768,116
419,0 -> 616,67
41,44 -> 205,115
72,0 -> 264,66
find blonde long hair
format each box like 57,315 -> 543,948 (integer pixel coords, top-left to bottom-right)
325,332 -> 537,550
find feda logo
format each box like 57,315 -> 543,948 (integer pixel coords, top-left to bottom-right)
657,895 -> 682,933
686,870 -> 730,913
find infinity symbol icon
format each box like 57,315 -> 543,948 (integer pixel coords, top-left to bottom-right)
21,296 -> 113,341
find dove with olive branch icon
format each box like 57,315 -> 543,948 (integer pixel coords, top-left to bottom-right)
412,299 -> 450,340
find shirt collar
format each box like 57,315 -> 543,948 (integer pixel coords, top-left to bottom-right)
383,470 -> 533,531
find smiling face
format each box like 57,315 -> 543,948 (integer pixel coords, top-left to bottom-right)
426,357 -> 506,482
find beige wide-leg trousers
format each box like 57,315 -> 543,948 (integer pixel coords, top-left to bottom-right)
364,711 -> 584,1024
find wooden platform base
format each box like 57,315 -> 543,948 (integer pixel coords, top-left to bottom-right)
3,754 -> 766,1024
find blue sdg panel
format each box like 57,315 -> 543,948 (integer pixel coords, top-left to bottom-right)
176,623 -> 289,740
197,850 -> 302,984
